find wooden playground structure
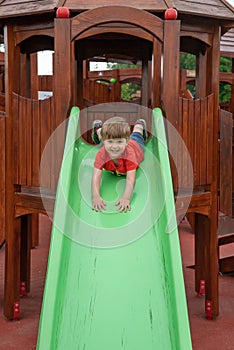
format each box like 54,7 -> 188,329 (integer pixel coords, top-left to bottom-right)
0,0 -> 233,320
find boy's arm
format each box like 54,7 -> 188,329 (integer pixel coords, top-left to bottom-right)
116,169 -> 136,212
92,167 -> 106,211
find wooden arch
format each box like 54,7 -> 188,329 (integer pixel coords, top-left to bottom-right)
71,6 -> 164,42
220,77 -> 233,85
180,32 -> 212,47
18,35 -> 54,54
65,6 -> 166,111
54,5 -> 180,131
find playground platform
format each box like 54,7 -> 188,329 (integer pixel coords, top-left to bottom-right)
0,214 -> 233,350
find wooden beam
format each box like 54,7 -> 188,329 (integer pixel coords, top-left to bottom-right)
162,20 -> 180,127
4,24 -> 21,319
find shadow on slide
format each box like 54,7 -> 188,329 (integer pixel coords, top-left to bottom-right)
37,107 -> 192,349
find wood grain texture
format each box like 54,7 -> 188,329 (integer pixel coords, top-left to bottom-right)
0,0 -> 233,22
0,114 -> 5,245
179,95 -> 215,189
0,0 -> 58,18
71,6 -> 163,42
12,93 -> 56,189
219,109 -> 233,216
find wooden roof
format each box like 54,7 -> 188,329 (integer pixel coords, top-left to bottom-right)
221,27 -> 234,57
0,0 -> 60,18
0,0 -> 233,21
174,0 -> 234,20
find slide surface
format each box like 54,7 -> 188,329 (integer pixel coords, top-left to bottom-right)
37,107 -> 192,349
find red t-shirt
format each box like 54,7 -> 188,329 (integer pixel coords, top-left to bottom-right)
94,139 -> 144,175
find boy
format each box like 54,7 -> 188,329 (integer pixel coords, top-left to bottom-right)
91,116 -> 147,212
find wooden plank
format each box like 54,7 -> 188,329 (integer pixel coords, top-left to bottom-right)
182,98 -> 190,187
218,233 -> 234,246
0,114 -> 5,244
30,52 -> 39,100
219,256 -> 234,274
18,95 -> 27,185
39,75 -> 53,92
207,94 -> 214,184
188,98 -> 195,184
49,97 -> 55,190
32,99 -> 40,186
12,93 -> 19,184
40,97 -> 52,189
200,96 -> 208,184
19,49 -> 27,97
193,99 -> 200,186
26,97 -> 32,186
219,109 -> 233,216
14,191 -> 55,217
177,98 -> 185,189
176,191 -> 211,217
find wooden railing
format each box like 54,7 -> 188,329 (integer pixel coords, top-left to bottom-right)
79,102 -> 152,144
178,94 -> 214,188
12,93 -> 56,190
83,79 -> 118,105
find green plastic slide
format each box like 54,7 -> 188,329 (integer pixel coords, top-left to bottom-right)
37,107 -> 192,349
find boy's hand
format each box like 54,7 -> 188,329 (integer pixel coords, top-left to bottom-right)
115,198 -> 131,212
92,197 -> 106,211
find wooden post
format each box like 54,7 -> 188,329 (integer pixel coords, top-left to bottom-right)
4,24 -> 21,319
206,27 -> 220,317
53,18 -> 72,187
151,37 -> 162,108
76,58 -> 83,108
196,52 -> 207,98
141,58 -> 148,107
162,20 -> 180,127
20,215 -> 32,294
0,113 -> 5,245
231,58 -> 234,116
195,213 -> 207,294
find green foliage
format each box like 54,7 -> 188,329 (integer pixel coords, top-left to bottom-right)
220,56 -> 232,72
219,82 -> 231,103
121,83 -> 140,101
107,62 -> 141,69
180,53 -> 196,70
180,53 -> 232,103
180,53 -> 196,96
219,56 -> 232,103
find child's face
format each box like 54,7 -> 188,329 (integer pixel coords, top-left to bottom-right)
103,138 -> 128,159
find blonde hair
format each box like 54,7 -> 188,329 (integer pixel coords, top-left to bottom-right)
100,116 -> 131,140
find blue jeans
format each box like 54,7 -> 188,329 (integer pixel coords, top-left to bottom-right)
130,131 -> 145,151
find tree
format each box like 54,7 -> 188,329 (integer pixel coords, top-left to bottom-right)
180,53 -> 232,102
